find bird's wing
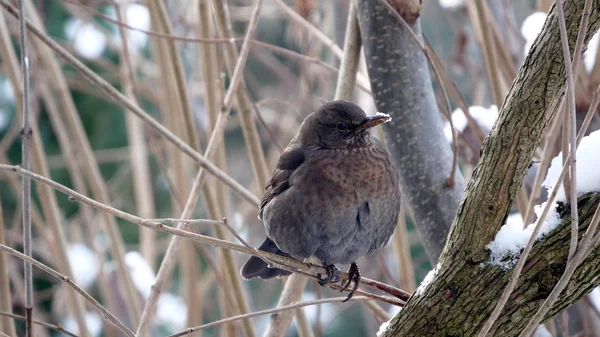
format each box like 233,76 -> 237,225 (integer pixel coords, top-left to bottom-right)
259,143 -> 306,219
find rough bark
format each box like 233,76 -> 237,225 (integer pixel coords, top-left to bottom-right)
357,0 -> 466,263
356,0 -> 600,335
387,193 -> 600,336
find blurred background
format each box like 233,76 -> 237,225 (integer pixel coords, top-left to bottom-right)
0,0 -> 599,336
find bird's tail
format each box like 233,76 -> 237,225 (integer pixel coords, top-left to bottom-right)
240,237 -> 293,280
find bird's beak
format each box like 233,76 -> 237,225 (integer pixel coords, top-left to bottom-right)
356,113 -> 391,131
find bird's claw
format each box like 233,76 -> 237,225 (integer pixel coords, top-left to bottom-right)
341,262 -> 361,302
317,262 -> 340,286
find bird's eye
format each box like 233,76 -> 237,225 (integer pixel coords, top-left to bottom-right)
336,122 -> 348,131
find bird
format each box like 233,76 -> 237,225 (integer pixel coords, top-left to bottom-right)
240,100 -> 400,301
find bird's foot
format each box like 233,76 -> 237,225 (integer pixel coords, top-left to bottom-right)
317,261 -> 340,286
341,262 -> 361,302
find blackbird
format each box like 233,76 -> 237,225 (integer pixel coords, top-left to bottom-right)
241,100 -> 400,300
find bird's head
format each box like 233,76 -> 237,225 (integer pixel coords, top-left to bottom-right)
297,100 -> 391,149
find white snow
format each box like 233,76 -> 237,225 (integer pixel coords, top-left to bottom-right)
157,293 -> 188,331
439,0 -> 465,9
589,288 -> 600,312
376,318 -> 392,337
534,324 -> 552,337
444,105 -> 498,141
125,251 -> 155,298
584,32 -> 600,72
387,304 -> 402,317
488,130 -> 600,269
487,209 -> 560,269
0,78 -> 14,102
123,252 -> 188,331
0,109 -> 8,132
67,243 -> 99,289
543,130 -> 600,202
63,311 -> 103,337
521,12 -> 547,56
521,12 -> 598,72
125,4 -> 150,49
415,266 -> 438,295
65,18 -> 107,59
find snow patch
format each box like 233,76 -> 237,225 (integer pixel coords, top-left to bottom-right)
439,0 -> 465,9
416,266 -> 438,295
521,12 -> 547,56
63,311 -> 103,337
590,288 -> 600,313
543,130 -> 600,202
584,32 -> 600,72
0,77 -> 14,102
125,4 -> 150,49
534,324 -> 552,337
65,18 -> 107,59
376,318 -> 392,337
0,109 -> 8,132
444,105 -> 498,141
487,206 -> 561,269
67,243 -> 99,289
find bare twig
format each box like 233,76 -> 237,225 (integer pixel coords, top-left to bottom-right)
0,201 -> 16,337
271,0 -> 371,91
167,296 -> 369,337
0,0 -> 260,207
115,1 -> 157,267
473,0 -> 505,108
555,0 -> 580,263
135,2 -> 263,336
523,106 -> 564,225
334,2 -> 362,100
0,311 -> 79,337
17,0 -> 34,334
0,164 -> 409,306
0,245 -> 135,337
392,205 -> 416,292
57,0 -> 373,93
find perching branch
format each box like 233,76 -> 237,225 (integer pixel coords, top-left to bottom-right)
0,164 -> 409,307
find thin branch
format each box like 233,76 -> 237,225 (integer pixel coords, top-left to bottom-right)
334,1 -> 361,101
271,0 -> 371,91
0,311 -> 79,337
17,0 -> 33,334
0,0 -> 261,207
523,106 -> 564,225
0,201 -> 16,337
0,244 -> 135,337
167,296 -> 369,337
0,164 -> 409,306
115,1 -> 157,267
555,0 -> 579,263
473,0 -> 505,108
56,0 -> 374,94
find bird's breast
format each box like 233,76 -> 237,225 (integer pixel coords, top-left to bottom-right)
299,147 -> 396,198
